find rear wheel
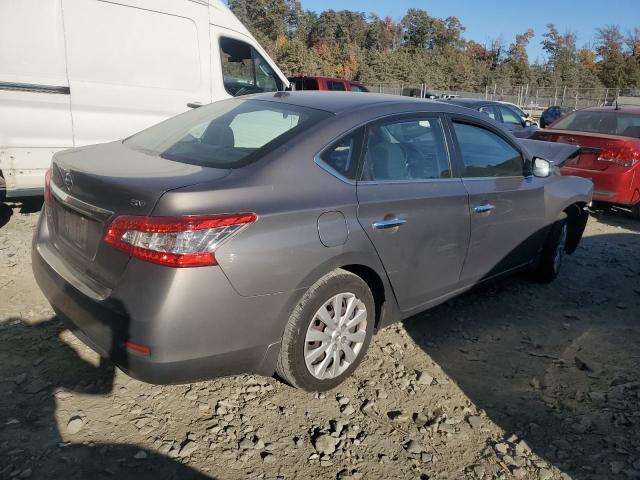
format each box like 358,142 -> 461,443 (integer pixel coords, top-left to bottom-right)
531,218 -> 568,283
276,269 -> 374,391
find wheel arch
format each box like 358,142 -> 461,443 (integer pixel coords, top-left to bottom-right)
562,201 -> 589,254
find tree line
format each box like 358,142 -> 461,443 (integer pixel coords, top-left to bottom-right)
227,0 -> 640,92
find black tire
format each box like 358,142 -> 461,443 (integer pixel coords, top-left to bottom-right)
631,203 -> 640,220
531,217 -> 568,283
0,176 -> 6,204
276,269 -> 375,391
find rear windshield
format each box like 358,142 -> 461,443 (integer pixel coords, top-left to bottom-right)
124,98 -> 331,168
551,110 -> 640,138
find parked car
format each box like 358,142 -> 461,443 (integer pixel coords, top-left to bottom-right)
443,98 -> 539,138
401,87 -> 437,99
0,0 -> 289,201
539,106 -> 574,129
32,92 -> 592,390
440,94 -> 459,100
288,76 -> 369,93
531,105 -> 640,218
499,101 -> 538,127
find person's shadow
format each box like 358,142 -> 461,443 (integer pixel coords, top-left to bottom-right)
0,316 -> 212,479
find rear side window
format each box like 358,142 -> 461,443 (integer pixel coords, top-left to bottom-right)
552,111 -> 640,137
125,99 -> 330,168
362,117 -> 450,181
319,129 -> 364,180
452,122 -> 523,178
220,37 -> 282,96
327,81 -> 346,91
479,106 -> 498,121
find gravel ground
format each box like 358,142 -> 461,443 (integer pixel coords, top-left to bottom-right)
1,199 -> 639,480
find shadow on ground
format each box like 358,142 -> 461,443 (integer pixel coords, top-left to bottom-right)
0,317 -> 212,479
1,197 -> 43,229
404,231 -> 640,479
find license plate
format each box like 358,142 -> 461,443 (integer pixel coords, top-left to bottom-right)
58,208 -> 89,250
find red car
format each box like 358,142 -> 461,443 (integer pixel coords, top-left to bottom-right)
288,76 -> 369,93
531,105 -> 640,218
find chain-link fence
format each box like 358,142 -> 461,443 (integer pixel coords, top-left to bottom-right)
368,83 -> 640,117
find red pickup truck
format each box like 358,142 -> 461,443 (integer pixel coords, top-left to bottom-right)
288,76 -> 370,92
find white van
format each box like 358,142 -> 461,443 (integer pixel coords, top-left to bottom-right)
0,0 -> 289,199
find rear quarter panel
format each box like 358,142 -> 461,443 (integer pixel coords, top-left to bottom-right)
151,112 -> 390,298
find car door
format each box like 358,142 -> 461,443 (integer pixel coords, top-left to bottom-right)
356,114 -> 471,312
62,0 -> 212,146
447,117 -> 546,285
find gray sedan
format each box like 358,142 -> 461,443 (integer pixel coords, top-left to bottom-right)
32,92 -> 592,391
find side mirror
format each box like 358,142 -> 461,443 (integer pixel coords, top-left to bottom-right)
533,157 -> 551,178
524,119 -> 533,127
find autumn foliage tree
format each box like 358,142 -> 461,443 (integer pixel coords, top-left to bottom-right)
226,0 -> 640,92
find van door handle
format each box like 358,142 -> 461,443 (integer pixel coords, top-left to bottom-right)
473,204 -> 496,214
187,102 -> 203,109
373,218 -> 406,229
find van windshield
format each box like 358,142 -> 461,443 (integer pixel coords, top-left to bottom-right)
124,98 -> 331,168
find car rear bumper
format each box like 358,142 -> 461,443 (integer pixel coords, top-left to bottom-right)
561,165 -> 639,206
31,213 -> 294,384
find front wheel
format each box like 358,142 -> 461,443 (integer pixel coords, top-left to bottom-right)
531,218 -> 568,283
276,269 -> 374,391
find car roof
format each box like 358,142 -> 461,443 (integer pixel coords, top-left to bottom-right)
577,105 -> 640,114
249,91 -> 459,115
443,98 -> 500,108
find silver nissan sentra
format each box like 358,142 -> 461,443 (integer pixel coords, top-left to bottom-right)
32,92 -> 592,391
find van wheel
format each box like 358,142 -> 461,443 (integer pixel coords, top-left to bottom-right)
532,218 -> 568,283
276,269 -> 374,391
631,203 -> 640,220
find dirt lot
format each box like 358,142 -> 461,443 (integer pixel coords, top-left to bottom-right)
1,200 -> 639,480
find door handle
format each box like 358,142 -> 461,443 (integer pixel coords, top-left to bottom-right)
473,204 -> 496,214
187,102 -> 203,109
373,218 -> 406,229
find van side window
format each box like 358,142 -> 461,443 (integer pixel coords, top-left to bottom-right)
220,37 -> 282,96
327,81 -> 346,91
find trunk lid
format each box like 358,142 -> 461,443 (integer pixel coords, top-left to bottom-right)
48,141 -> 231,289
531,129 -> 637,171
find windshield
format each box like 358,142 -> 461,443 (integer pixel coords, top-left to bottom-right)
124,98 -> 331,168
551,110 -> 640,138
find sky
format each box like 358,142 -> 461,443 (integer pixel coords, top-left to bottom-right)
299,0 -> 640,63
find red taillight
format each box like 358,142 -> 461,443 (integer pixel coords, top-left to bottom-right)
596,143 -> 640,168
44,168 -> 52,207
125,341 -> 151,356
103,213 -> 257,268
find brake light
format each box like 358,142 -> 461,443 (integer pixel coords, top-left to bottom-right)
596,144 -> 640,168
44,168 -> 52,207
104,213 -> 257,268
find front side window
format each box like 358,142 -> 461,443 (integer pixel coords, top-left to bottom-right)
219,37 -> 282,96
125,99 -> 330,168
452,122 -> 523,178
349,83 -> 367,93
362,117 -> 450,181
499,106 -> 524,126
319,129 -> 364,180
327,81 -> 346,91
